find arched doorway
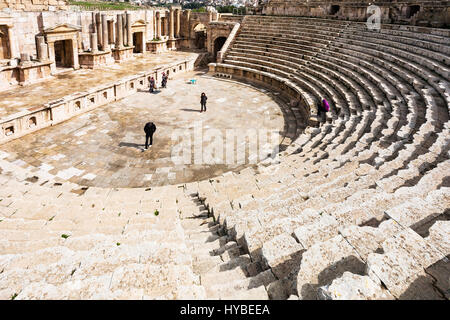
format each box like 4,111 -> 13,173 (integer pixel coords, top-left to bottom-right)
406,5 -> 420,19
193,23 -> 206,49
213,36 -> 227,60
329,5 -> 340,15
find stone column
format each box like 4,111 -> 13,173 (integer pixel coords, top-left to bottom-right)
175,9 -> 180,38
122,13 -> 127,47
153,11 -> 157,39
169,8 -> 175,40
92,12 -> 97,33
36,36 -> 48,61
185,10 -> 191,39
115,14 -> 124,49
96,12 -> 103,49
156,11 -> 161,39
47,41 -> 56,73
101,13 -> 109,51
77,32 -> 82,52
72,35 -> 80,69
7,25 -> 18,59
126,12 -> 133,47
90,33 -> 98,53
145,10 -> 149,41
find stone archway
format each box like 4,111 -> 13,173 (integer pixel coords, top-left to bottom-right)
213,36 -> 227,59
43,23 -> 81,73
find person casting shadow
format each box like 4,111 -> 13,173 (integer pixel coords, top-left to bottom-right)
200,92 -> 207,113
144,121 -> 156,150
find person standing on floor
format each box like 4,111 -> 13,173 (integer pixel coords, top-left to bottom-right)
149,77 -> 155,93
200,92 -> 207,113
144,121 -> 156,150
161,72 -> 167,88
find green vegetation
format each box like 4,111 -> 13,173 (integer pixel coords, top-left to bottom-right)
61,234 -> 70,239
10,293 -> 18,300
217,5 -> 245,14
192,7 -> 206,13
154,209 -> 159,216
116,242 -> 121,246
182,2 -> 205,10
68,0 -> 142,11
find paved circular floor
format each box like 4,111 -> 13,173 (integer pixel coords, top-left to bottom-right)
0,71 -> 285,187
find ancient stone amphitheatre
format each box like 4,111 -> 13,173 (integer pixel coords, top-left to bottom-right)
0,0 -> 449,300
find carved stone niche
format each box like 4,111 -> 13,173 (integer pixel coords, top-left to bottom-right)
43,23 -> 82,73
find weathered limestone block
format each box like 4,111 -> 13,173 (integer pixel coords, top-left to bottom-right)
293,213 -> 340,249
296,235 -> 365,300
366,227 -> 447,299
318,272 -> 394,300
385,188 -> 449,229
425,221 -> 450,256
339,219 -> 403,261
244,209 -> 318,259
366,248 -> 443,299
261,233 -> 304,279
382,228 -> 445,268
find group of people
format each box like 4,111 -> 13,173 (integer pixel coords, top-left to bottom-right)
149,71 -> 169,93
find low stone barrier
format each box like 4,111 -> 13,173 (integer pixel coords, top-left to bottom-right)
0,57 -> 195,144
209,62 -> 311,122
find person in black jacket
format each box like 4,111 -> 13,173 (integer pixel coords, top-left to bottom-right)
149,77 -> 155,93
144,122 -> 156,149
200,92 -> 207,112
161,72 -> 167,88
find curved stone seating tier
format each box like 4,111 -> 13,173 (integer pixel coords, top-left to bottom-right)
2,14 -> 449,300
199,16 -> 450,300
0,158 -> 273,300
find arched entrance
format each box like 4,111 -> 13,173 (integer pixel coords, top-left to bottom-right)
406,5 -> 420,19
193,23 -> 206,49
213,36 -> 227,60
329,5 -> 340,15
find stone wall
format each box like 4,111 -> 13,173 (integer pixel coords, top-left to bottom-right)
0,0 -> 68,11
262,1 -> 450,27
6,9 -> 157,60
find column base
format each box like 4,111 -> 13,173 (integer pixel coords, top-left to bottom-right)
112,47 -> 134,62
18,60 -> 52,86
79,50 -> 115,69
146,40 -> 168,54
167,39 -> 177,50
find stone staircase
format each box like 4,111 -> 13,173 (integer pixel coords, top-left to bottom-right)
0,158 -> 275,300
201,15 -> 450,300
